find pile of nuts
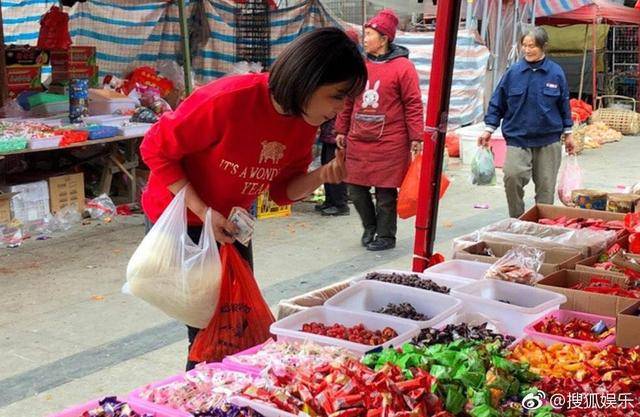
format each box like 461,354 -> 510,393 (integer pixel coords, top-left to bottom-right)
365,272 -> 450,294
374,302 -> 430,321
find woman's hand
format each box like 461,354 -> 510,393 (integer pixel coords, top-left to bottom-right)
564,133 -> 576,155
321,148 -> 347,184
335,134 -> 346,150
411,140 -> 423,156
477,131 -> 492,148
210,209 -> 238,244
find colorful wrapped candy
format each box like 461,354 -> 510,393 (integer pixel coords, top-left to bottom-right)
138,365 -> 259,415
363,341 -> 539,416
77,397 -> 153,417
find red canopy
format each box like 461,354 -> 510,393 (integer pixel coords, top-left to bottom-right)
537,0 -> 640,25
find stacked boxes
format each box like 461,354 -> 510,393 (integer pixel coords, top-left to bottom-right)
4,45 -> 49,97
50,46 -> 99,88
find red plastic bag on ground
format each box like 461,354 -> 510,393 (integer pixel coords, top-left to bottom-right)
398,154 -> 450,219
445,133 -> 460,157
189,244 -> 274,363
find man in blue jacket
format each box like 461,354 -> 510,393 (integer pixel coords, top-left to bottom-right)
479,27 -> 576,218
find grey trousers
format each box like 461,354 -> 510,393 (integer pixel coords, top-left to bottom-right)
503,142 -> 562,218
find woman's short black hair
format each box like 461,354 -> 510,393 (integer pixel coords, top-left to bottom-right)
269,27 -> 367,116
520,26 -> 549,50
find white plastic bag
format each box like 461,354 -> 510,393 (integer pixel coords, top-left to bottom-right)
125,187 -> 221,328
557,155 -> 583,206
470,147 -> 496,185
484,245 -> 545,285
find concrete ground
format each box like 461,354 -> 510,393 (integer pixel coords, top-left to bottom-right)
0,137 -> 638,417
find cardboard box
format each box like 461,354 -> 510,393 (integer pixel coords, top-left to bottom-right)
6,65 -> 43,91
537,270 -> 638,316
520,203 -> 627,223
52,64 -> 99,88
48,173 -> 85,213
453,241 -> 582,276
50,46 -> 97,66
0,192 -> 16,224
616,301 -> 640,348
2,180 -> 51,223
5,46 -> 49,66
576,243 -> 640,279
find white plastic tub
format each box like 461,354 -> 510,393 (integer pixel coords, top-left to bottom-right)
28,135 -> 62,149
350,268 -> 472,291
270,306 -> 419,355
88,98 -> 137,116
325,280 -> 462,329
451,279 -> 567,337
456,123 -> 504,165
425,260 -> 491,281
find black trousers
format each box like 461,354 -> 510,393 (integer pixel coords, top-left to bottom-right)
143,217 -> 253,371
348,185 -> 398,240
321,142 -> 348,208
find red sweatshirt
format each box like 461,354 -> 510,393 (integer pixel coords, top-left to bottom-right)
141,73 -> 317,225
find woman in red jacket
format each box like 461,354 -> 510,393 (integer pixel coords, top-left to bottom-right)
140,28 -> 366,370
335,9 -> 424,251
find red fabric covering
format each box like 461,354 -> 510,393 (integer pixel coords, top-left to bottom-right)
537,0 -> 640,25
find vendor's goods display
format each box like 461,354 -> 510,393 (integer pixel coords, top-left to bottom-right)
224,340 -> 356,374
133,364 -> 257,415
363,341 -> 541,417
301,322 -> 398,346
239,358 -> 452,417
484,246 -> 544,285
572,276 -> 640,298
574,122 -> 623,149
363,271 -> 451,294
530,314 -> 614,343
412,323 -> 515,349
537,216 -> 625,234
374,302 -> 430,321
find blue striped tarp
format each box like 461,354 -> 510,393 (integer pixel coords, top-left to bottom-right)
2,1 -> 488,126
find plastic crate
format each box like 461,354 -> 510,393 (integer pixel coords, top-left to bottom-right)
451,279 -> 567,337
46,396 -> 166,417
0,137 -> 28,153
270,306 -> 419,355
257,190 -> 290,219
425,260 -> 492,281
350,268 -> 472,290
524,309 -> 616,348
324,280 -> 462,329
127,363 -> 253,417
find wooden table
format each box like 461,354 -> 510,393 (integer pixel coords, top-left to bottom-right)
0,134 -> 144,203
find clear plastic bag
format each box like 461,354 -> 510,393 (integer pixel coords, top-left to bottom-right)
470,147 -> 496,185
85,193 -> 116,220
557,155 -> 583,206
484,245 -> 545,285
125,187 -> 222,328
453,218 -> 617,257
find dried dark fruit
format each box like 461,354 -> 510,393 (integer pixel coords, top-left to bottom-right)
364,272 -> 450,294
374,302 -> 431,321
412,322 -> 516,349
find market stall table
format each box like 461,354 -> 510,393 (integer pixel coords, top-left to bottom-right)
0,132 -> 144,203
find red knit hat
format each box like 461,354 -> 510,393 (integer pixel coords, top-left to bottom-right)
365,9 -> 399,42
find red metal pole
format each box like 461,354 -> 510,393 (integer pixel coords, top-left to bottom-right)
412,0 -> 462,272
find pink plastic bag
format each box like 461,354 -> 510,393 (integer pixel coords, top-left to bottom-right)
557,155 -> 583,206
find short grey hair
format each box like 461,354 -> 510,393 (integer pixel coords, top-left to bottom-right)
520,26 -> 549,50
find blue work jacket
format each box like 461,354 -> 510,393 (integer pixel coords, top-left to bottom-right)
484,57 -> 573,148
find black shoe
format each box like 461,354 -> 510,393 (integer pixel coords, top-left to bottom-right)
367,238 -> 396,251
314,202 -> 331,211
361,229 -> 376,247
321,206 -> 350,216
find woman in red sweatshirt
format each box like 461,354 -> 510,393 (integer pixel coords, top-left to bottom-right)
335,9 -> 424,251
140,28 -> 366,370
